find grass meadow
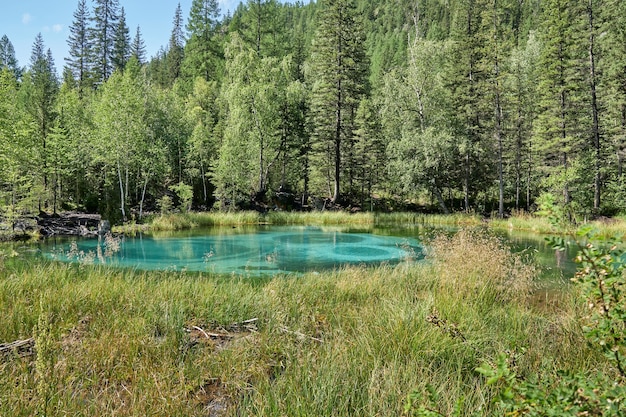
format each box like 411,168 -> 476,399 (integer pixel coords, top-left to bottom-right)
0,226 -> 606,416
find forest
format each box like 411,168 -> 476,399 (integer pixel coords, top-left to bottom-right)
1,0 -> 625,223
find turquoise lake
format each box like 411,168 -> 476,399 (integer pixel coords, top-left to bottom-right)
42,226 -> 423,275
34,224 -> 578,279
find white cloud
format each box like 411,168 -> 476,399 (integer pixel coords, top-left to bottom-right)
22,13 -> 32,24
42,24 -> 62,33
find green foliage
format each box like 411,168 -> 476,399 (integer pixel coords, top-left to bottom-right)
469,228 -> 626,415
477,355 -> 626,416
536,192 -> 567,228
7,0 -> 626,219
0,35 -> 21,79
183,0 -> 222,82
569,228 -> 626,375
91,0 -> 121,82
405,385 -> 466,417
112,7 -> 131,72
170,182 -> 193,212
308,0 -> 368,203
157,194 -> 173,215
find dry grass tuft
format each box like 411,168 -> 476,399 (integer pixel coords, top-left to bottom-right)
427,229 -> 538,305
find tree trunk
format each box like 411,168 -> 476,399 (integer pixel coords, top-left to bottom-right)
200,159 -> 208,205
588,0 -> 601,212
464,149 -> 470,212
117,161 -> 126,221
333,64 -> 342,203
139,173 -> 149,220
432,182 -> 450,214
493,3 -> 504,218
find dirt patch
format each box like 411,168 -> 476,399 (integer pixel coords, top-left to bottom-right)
62,316 -> 92,350
191,378 -> 232,417
184,318 -> 258,351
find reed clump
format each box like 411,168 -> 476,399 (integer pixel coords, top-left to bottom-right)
427,229 -> 537,305
266,210 -> 374,225
149,211 -> 263,231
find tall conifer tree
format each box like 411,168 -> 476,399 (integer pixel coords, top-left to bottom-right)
90,0 -> 119,83
603,0 -> 626,191
232,0 -> 282,56
308,0 -> 368,204
535,0 -> 585,207
0,35 -> 21,80
66,0 -> 92,91
26,34 -> 59,206
112,7 -> 131,73
448,0 -> 489,211
184,0 -> 221,81
130,26 -> 147,64
167,3 -> 185,84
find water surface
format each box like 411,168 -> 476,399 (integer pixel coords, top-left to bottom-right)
42,226 -> 422,275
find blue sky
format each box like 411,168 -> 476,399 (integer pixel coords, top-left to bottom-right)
0,0 -> 272,70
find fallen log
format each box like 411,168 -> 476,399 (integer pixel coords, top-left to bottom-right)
0,338 -> 35,359
37,212 -> 102,237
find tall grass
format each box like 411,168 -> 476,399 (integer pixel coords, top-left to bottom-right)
489,212 -> 560,234
114,211 -> 486,234
115,212 -> 264,233
374,212 -> 483,227
266,210 -> 374,225
0,231 -> 602,416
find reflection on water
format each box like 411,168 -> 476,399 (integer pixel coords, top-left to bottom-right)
493,229 -> 578,282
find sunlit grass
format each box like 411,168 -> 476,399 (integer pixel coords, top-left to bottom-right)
374,212 -> 482,226
114,211 -> 487,234
0,231 -> 604,416
114,212 -> 264,233
266,210 -> 374,225
489,213 -> 560,234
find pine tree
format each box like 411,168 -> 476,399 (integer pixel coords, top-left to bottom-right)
481,0 -> 515,217
506,32 -> 541,211
25,34 -> 59,208
130,26 -> 147,64
585,0 -> 604,211
184,0 -> 222,81
602,0 -> 626,207
166,3 -> 185,84
308,0 -> 368,204
66,0 -> 92,91
447,0 -> 489,212
232,0 -> 282,56
90,0 -> 120,83
534,0 -> 586,207
0,35 -> 21,80
112,7 -> 131,73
